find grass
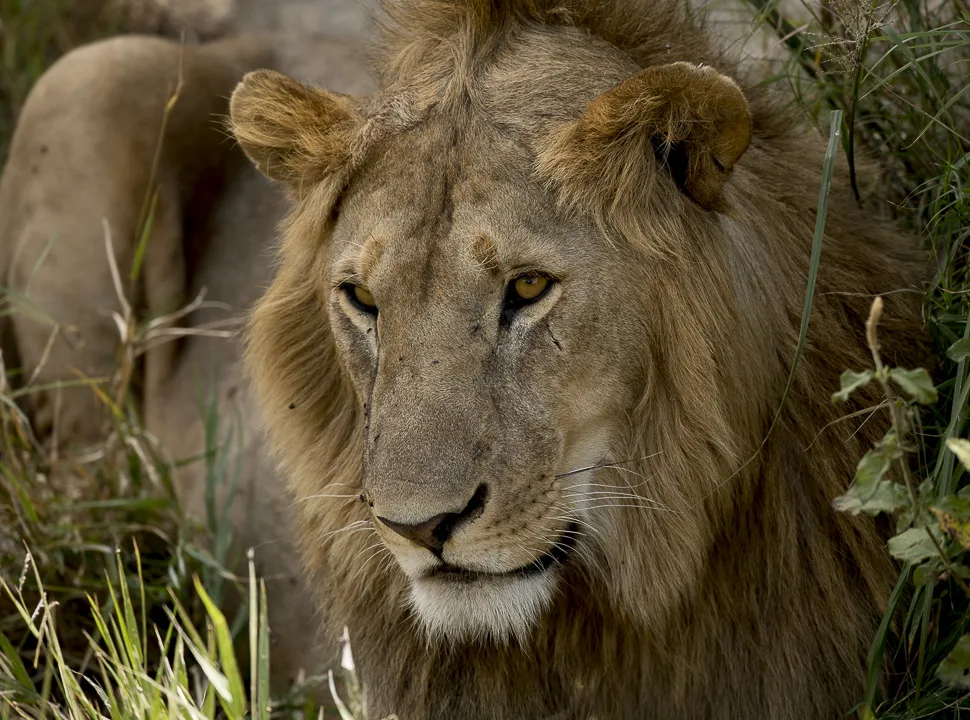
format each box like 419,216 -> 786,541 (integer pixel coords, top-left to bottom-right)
0,0 -> 968,717
735,0 -> 970,715
0,307 -> 366,718
1,541 -> 369,718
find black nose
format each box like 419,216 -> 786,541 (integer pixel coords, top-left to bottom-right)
377,484 -> 488,555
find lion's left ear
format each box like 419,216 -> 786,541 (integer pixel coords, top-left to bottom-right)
538,62 -> 751,210
229,69 -> 360,188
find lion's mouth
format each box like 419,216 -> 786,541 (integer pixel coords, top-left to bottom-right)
425,521 -> 580,583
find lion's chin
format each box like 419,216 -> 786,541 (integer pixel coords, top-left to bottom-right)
408,571 -> 557,644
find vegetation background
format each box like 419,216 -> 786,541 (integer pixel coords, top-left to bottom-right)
0,0 -> 967,717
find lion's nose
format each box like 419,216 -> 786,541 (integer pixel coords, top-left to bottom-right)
376,484 -> 488,555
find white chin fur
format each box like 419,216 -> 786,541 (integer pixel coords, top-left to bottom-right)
409,571 -> 557,644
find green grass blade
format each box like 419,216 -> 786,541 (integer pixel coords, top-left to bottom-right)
767,110 -> 844,436
193,576 -> 247,718
250,549 -> 258,716
864,567 -> 910,710
256,580 -> 271,720
130,191 -> 158,284
0,629 -> 35,700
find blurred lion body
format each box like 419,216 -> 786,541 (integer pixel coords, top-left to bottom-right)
0,1 -> 929,718
0,32 -> 369,691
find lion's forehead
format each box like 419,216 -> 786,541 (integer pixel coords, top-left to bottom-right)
331,130 -> 594,287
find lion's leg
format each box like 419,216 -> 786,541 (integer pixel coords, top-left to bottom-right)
0,35 -> 272,448
0,33 -> 329,694
1,158 -> 162,445
1,37 -> 185,446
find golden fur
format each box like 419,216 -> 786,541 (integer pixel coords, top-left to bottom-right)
231,1 -> 930,718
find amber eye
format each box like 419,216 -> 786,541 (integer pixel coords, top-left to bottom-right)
513,275 -> 549,301
343,284 -> 378,314
502,273 -> 553,324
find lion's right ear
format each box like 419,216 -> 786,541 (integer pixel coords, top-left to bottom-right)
229,69 -> 359,186
537,62 -> 751,211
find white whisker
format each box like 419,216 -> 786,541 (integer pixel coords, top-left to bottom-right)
583,502 -> 678,513
545,514 -> 601,536
294,493 -> 360,504
555,452 -> 662,479
566,480 -> 652,490
322,520 -> 371,538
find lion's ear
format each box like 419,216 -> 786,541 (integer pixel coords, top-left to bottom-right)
229,69 -> 359,186
539,62 -> 751,210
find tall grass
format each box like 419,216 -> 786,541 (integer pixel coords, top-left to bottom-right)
737,0 -> 970,715
0,272 -> 366,717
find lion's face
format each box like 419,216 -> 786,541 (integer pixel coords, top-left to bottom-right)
230,59 -> 752,643
326,119 -> 639,640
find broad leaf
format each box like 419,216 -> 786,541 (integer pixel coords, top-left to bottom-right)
889,367 -> 937,404
887,527 -> 942,564
947,337 -> 970,362
855,446 -> 893,492
931,495 -> 970,520
832,369 -> 874,402
938,634 -> 970,689
833,481 -> 908,516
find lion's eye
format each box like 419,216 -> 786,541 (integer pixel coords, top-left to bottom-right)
513,275 -> 548,301
502,274 -> 552,323
343,284 -> 378,315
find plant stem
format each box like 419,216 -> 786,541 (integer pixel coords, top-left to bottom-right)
866,296 -> 970,598
845,0 -> 884,204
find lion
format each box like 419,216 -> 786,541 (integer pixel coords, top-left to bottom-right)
1,0 -> 931,717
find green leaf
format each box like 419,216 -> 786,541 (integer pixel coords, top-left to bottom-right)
180,629 -> 233,704
887,527 -> 942,564
889,367 -> 938,404
947,337 -> 970,362
832,369 -> 874,402
913,560 -> 970,587
931,495 -> 970,519
833,481 -> 908,516
855,446 -> 893,492
937,634 -> 970,689
948,438 -> 970,473
913,561 -> 941,587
